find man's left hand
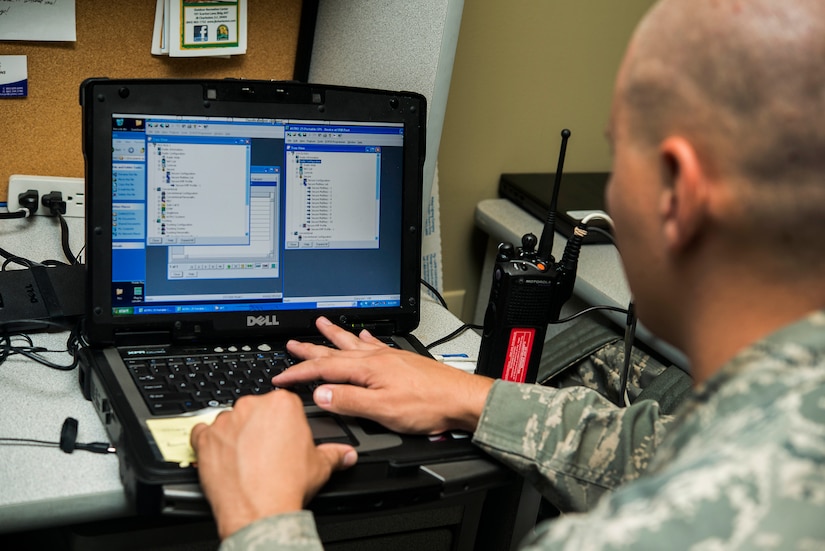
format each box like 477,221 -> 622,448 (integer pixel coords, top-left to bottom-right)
190,391 -> 357,540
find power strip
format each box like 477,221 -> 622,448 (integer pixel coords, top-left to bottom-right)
7,174 -> 85,218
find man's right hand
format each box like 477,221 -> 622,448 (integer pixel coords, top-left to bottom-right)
276,316 -> 495,435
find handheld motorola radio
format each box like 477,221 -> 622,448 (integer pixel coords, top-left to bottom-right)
476,129 -> 576,383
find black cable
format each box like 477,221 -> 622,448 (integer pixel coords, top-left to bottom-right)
57,212 -> 78,265
0,208 -> 29,220
1,257 -> 36,271
1,250 -> 70,270
66,319 -> 87,359
0,320 -> 81,371
424,304 -> 629,351
0,333 -> 21,366
549,223 -> 587,319
4,439 -> 114,454
12,345 -> 78,371
42,259 -> 72,267
587,226 -> 617,247
425,323 -> 482,350
420,278 -> 448,309
0,217 -> 77,268
0,437 -> 60,448
0,418 -> 115,455
618,301 -> 636,407
73,245 -> 86,265
0,246 -> 37,270
549,304 -> 629,324
0,341 -> 78,370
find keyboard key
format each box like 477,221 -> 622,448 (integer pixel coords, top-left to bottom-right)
127,343 -> 358,415
150,401 -> 185,414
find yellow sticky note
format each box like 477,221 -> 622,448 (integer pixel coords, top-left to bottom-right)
146,407 -> 228,467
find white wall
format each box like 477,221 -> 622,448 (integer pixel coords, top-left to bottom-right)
308,0 -> 464,213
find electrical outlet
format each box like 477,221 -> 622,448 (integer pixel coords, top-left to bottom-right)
7,174 -> 85,218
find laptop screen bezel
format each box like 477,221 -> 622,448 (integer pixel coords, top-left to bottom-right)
81,79 -> 426,345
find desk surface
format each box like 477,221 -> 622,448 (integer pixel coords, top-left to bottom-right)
0,216 -> 484,534
0,215 -> 127,532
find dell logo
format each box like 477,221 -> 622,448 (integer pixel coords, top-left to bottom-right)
25,283 -> 39,304
247,315 -> 280,327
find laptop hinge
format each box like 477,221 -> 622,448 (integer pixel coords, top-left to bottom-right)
342,321 -> 397,337
114,331 -> 172,347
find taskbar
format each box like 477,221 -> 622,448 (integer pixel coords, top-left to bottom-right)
112,298 -> 401,316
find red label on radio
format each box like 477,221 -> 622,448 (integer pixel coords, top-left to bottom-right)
501,328 -> 535,383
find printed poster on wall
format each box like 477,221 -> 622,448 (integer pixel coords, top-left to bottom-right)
163,0 -> 247,57
0,0 -> 77,42
0,55 -> 27,98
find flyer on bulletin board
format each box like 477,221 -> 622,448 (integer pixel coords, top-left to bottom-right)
0,0 -> 77,42
167,0 -> 247,57
0,56 -> 28,98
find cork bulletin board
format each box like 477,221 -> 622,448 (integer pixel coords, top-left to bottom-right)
0,0 -> 313,201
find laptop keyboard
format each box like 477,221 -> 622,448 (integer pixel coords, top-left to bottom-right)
123,339 -> 398,415
124,348 -> 314,414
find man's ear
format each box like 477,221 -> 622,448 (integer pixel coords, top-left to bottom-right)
658,136 -> 710,251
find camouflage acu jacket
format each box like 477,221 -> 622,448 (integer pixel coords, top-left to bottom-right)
217,342 -> 674,551
220,311 -> 825,550
497,310 -> 825,550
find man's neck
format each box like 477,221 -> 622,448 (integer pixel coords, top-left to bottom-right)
681,268 -> 825,385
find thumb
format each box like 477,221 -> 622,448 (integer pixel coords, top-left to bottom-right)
313,384 -> 373,417
358,328 -> 385,345
317,443 -> 358,472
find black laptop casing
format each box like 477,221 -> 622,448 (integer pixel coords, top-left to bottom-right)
79,78 -> 498,516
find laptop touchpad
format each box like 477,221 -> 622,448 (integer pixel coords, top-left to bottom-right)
309,414 -> 355,444
308,414 -> 404,451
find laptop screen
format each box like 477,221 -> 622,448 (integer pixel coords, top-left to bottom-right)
111,115 -> 404,316
82,80 -> 426,343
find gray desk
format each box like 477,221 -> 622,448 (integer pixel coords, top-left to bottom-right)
0,216 -> 130,533
0,215 -> 535,549
474,198 -> 688,369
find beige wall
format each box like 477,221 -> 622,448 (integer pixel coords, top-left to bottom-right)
438,0 -> 656,321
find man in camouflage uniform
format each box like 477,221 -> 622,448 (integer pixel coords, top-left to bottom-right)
191,0 -> 825,548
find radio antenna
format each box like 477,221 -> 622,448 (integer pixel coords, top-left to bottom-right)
536,128 -> 571,262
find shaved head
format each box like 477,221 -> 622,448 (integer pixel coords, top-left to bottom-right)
617,0 -> 825,254
605,0 -> 825,368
